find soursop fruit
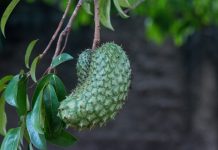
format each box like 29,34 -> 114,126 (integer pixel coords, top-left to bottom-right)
58,42 -> 131,130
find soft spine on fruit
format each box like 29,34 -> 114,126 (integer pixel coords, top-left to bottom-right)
58,42 -> 131,130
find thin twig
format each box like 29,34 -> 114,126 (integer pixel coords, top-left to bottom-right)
60,32 -> 70,54
48,0 -> 83,73
92,0 -> 100,50
40,0 -> 72,59
55,0 -> 83,57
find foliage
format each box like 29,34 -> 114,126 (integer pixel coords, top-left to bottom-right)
0,53 -> 76,150
0,1 -> 77,149
0,1 -> 217,148
0,0 -> 139,149
4,0 -> 218,149
0,0 -> 20,37
29,0 -> 218,46
132,0 -> 218,45
2,0 -> 218,46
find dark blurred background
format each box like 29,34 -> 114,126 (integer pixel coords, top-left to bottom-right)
1,0 -> 218,150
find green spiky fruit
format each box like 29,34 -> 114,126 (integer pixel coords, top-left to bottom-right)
76,49 -> 92,84
58,42 -> 131,130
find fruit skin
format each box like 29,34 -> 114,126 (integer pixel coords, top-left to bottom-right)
58,42 -> 131,130
76,49 -> 92,84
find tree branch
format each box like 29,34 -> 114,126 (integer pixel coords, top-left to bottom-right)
54,0 -> 83,57
40,0 -> 72,59
92,0 -> 101,50
48,0 -> 83,73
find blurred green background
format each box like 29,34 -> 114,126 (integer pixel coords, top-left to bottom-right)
2,0 -> 218,46
28,0 -> 218,45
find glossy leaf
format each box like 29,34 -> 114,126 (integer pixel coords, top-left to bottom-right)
20,117 -> 26,144
4,75 -> 19,107
3,74 -> 27,116
32,74 -> 67,105
43,84 -> 63,138
25,39 -> 38,69
0,94 -> 7,136
26,113 -> 47,150
48,130 -> 77,147
0,0 -> 20,37
30,56 -> 40,82
31,90 -> 44,134
16,75 -> 27,116
0,75 -> 13,84
113,0 -> 129,18
99,0 -> 114,30
0,127 -> 21,150
49,75 -> 67,101
23,127 -> 30,144
0,75 -> 13,92
32,74 -> 51,105
50,53 -> 73,69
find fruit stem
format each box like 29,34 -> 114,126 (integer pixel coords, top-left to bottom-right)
92,0 -> 101,50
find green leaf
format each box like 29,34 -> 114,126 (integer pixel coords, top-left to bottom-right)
4,75 -> 19,107
25,39 -> 39,69
43,84 -> 63,138
118,0 -> 131,8
50,53 -> 73,69
30,56 -> 40,82
49,75 -> 67,101
16,75 -> 27,116
48,130 -> 77,147
0,75 -> 13,92
99,0 -> 114,30
31,90 -> 44,134
29,144 -> 34,150
0,75 -> 13,89
0,94 -> 7,136
3,74 -> 27,116
32,75 -> 51,105
82,2 -> 93,15
26,113 -> 47,150
32,74 -> 67,105
20,117 -> 26,144
113,0 -> 129,18
23,127 -> 30,144
0,127 -> 22,150
0,0 -> 21,37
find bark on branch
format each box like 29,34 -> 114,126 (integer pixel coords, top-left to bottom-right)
92,0 -> 101,50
